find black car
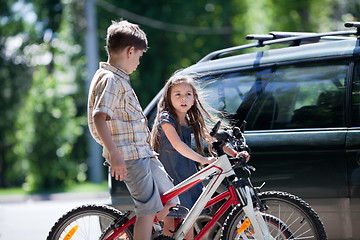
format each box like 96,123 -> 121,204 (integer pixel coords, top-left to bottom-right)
111,22 -> 360,239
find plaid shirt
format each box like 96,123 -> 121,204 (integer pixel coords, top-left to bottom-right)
88,62 -> 157,161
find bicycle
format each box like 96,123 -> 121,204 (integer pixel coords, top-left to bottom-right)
47,121 -> 327,240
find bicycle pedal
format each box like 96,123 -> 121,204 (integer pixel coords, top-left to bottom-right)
152,222 -> 164,238
169,206 -> 180,212
169,205 -> 189,216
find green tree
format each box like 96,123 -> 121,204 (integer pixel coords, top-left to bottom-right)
13,0 -> 87,192
0,0 -> 37,187
15,67 -> 83,191
96,0 -> 234,107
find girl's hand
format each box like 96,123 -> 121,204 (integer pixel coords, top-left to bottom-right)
200,156 -> 216,165
236,151 -> 250,162
207,156 -> 217,164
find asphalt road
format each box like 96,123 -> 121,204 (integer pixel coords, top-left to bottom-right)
0,192 -> 122,240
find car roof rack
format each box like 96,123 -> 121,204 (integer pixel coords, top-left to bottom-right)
198,22 -> 360,62
248,31 -> 351,45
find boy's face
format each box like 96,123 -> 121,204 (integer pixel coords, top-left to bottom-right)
125,48 -> 144,74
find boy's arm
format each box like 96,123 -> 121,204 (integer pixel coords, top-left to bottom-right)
94,113 -> 127,181
161,123 -> 216,165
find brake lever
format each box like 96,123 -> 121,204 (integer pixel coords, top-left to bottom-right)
240,160 -> 256,175
248,165 -> 256,171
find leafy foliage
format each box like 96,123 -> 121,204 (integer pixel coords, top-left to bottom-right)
15,66 -> 83,191
3,0 -> 87,191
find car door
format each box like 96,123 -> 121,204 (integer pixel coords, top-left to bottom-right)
346,60 -> 360,237
200,60 -> 349,199
199,60 -> 352,238
244,60 -> 349,199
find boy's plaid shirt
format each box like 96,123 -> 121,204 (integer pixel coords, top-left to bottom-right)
88,62 -> 156,161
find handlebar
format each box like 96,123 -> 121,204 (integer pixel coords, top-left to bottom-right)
211,120 -> 249,154
211,120 -> 254,173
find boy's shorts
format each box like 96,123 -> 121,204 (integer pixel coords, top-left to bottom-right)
123,157 -> 179,217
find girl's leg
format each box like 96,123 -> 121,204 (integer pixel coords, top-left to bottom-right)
185,226 -> 194,240
157,204 -> 176,237
162,216 -> 175,237
157,204 -> 175,221
162,216 -> 194,240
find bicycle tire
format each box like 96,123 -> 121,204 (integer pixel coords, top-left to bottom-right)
221,208 -> 293,239
46,204 -> 133,240
259,191 -> 327,239
221,191 -> 327,240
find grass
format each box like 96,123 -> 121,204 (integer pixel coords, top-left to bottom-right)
64,181 -> 108,193
0,187 -> 25,195
0,181 -> 108,196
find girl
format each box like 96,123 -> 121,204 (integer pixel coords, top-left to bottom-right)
151,74 -> 247,239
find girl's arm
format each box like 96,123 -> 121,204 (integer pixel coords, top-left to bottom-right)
94,113 -> 127,181
161,123 -> 216,165
223,145 -> 250,162
222,146 -> 238,158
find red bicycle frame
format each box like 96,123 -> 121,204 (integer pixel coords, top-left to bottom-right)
107,154 -> 241,240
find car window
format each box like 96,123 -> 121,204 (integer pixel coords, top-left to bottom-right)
352,61 -> 360,126
146,104 -> 158,129
247,61 -> 349,130
200,68 -> 274,123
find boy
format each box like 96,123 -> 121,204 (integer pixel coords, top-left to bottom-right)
87,20 -> 178,240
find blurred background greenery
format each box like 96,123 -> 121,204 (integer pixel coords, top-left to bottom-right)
0,0 -> 359,193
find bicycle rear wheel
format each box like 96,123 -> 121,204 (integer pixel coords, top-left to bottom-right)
46,204 -> 133,240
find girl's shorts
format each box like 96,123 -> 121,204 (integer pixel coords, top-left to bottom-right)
123,157 -> 179,217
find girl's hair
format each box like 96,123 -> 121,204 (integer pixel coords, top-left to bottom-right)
151,74 -> 214,155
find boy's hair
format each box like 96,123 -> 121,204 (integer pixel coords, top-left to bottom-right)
151,74 -> 214,155
105,20 -> 148,56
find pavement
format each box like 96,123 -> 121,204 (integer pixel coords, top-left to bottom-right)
0,191 -> 134,240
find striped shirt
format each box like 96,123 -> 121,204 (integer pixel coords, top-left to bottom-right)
87,62 -> 157,161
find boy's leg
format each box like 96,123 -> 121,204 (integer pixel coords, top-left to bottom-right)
122,158 -> 165,239
150,156 -> 180,222
122,158 -> 164,215
123,157 -> 179,238
134,213 -> 156,240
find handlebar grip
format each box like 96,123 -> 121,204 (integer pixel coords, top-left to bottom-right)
210,121 -> 221,137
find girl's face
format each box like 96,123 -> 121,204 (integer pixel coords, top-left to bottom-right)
170,82 -> 195,116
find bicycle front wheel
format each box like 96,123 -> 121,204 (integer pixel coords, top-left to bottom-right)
221,208 -> 293,239
46,204 -> 133,240
221,191 -> 327,239
259,191 -> 327,239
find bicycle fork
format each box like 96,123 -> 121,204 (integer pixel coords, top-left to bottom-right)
240,186 -> 275,240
